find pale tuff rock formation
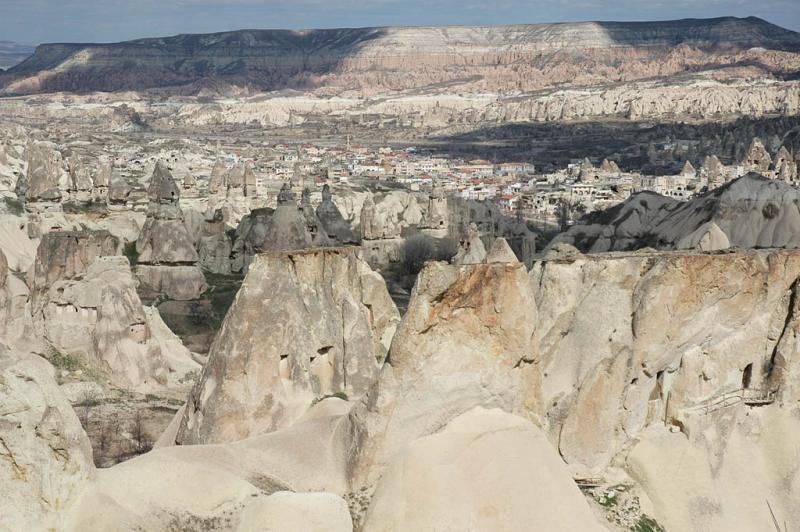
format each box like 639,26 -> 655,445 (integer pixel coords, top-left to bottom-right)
30,231 -> 172,388
344,248 -> 800,530
742,137 -> 772,172
452,223 -> 487,264
243,162 -> 257,197
555,173 -> 800,252
773,145 -> 799,183
360,191 -> 424,240
177,247 -> 399,444
226,163 -> 245,197
0,350 -> 95,531
30,229 -> 118,306
599,158 -> 621,175
362,408 -> 602,532
484,237 -> 519,264
21,141 -> 63,203
1,356 -> 352,530
679,159 -> 696,176
181,172 -> 198,198
66,155 -> 93,203
301,188 -> 332,247
135,160 -> 207,300
700,154 -> 725,188
423,180 -> 448,231
578,157 -> 597,182
91,160 -> 110,203
448,197 -> 537,267
542,241 -> 584,261
0,248 -> 28,345
316,184 -> 357,244
345,260 -> 537,487
106,164 -> 131,206
231,184 -> 319,272
627,408 -> 800,532
196,208 -> 234,274
207,158 -> 227,195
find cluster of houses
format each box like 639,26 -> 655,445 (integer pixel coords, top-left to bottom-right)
135,136 -> 799,226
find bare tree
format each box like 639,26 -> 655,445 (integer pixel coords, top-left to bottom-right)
400,234 -> 435,275
129,409 -> 153,455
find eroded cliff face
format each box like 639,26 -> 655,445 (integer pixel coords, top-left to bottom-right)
345,248 -> 800,530
3,17 -> 799,96
177,247 -> 400,445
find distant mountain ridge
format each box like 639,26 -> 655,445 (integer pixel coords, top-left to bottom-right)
0,41 -> 35,70
1,17 -> 799,95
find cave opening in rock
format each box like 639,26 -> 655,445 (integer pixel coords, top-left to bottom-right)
742,363 -> 753,389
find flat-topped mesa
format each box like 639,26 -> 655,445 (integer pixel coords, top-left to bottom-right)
345,248 -> 800,493
316,184 -> 357,244
135,161 -> 206,300
21,141 -> 63,205
4,17 -> 798,96
176,246 -> 400,445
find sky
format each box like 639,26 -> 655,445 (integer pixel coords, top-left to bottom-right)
1,0 -> 799,45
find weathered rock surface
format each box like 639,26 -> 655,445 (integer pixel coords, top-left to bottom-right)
347,247 -> 800,493
362,408 -> 602,532
346,260 -> 537,486
177,247 -> 399,444
231,185 -> 318,271
452,222 -> 487,264
556,173 -> 800,252
22,141 -> 63,203
317,185 -> 357,244
0,350 -> 95,531
135,161 -> 206,300
4,17 -> 799,99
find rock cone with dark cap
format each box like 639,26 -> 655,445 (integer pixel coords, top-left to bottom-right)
135,160 -> 207,300
316,184 -> 357,244
231,183 -> 320,271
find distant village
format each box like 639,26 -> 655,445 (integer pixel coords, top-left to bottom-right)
195,135 -> 798,228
